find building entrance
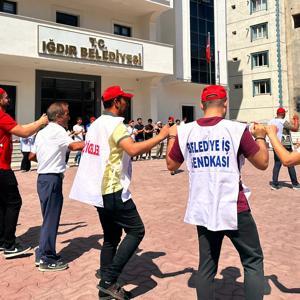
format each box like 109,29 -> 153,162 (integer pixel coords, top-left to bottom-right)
36,71 -> 101,129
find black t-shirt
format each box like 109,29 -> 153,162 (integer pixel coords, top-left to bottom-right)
144,124 -> 154,140
134,124 -> 144,140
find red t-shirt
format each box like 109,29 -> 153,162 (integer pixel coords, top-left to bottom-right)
0,110 -> 17,170
169,117 -> 260,213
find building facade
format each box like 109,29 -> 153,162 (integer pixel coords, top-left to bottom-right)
0,0 -> 227,127
227,0 -> 290,122
285,0 -> 300,113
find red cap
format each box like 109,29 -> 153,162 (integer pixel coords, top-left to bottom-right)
102,86 -> 133,102
201,85 -> 227,102
168,116 -> 174,122
0,88 -> 7,96
277,107 -> 287,114
90,116 -> 96,122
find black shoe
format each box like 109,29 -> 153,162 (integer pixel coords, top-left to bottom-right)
4,243 -> 31,258
38,259 -> 68,272
98,281 -> 131,300
270,183 -> 280,190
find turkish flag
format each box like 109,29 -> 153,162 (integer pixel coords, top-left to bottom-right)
206,32 -> 211,64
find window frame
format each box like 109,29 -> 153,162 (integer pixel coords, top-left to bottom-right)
250,23 -> 268,42
293,14 -> 300,29
251,50 -> 269,68
253,79 -> 271,96
2,0 -> 17,14
56,11 -> 80,27
250,0 -> 267,14
113,23 -> 132,37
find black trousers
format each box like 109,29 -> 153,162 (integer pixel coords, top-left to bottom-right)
97,190 -> 145,283
21,151 -> 31,171
272,149 -> 298,186
37,174 -> 63,262
196,211 -> 264,300
0,169 -> 22,248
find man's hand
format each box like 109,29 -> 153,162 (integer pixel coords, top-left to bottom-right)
38,113 -> 48,126
251,123 -> 266,138
265,125 -> 278,137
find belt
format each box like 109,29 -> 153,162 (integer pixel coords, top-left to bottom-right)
38,173 -> 64,178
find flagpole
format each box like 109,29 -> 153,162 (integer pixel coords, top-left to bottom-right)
208,32 -> 212,84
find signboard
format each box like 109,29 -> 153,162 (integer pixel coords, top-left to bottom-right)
38,25 -> 143,67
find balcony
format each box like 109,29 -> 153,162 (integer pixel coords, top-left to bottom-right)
0,13 -> 173,77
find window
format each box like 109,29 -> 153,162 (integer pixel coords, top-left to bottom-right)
293,14 -> 300,29
252,51 -> 268,68
251,23 -> 268,41
253,79 -> 271,95
2,1 -> 17,14
231,5 -> 236,9
114,24 -> 132,37
233,57 -> 238,62
234,84 -> 243,89
251,0 -> 267,13
56,12 -> 79,27
232,31 -> 237,35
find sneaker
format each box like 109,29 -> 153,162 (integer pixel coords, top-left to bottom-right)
38,259 -> 68,272
4,243 -> 31,258
270,183 -> 280,190
292,184 -> 300,190
98,281 -> 130,300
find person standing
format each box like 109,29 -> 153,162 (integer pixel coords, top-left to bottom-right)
86,116 -> 96,132
127,119 -> 137,141
73,117 -> 85,165
166,85 -> 269,300
20,135 -> 35,172
70,86 -> 169,300
29,102 -> 84,272
144,118 -> 154,159
268,107 -> 300,190
0,88 -> 48,258
155,121 -> 165,159
134,117 -> 145,160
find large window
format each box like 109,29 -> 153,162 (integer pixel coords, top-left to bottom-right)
56,12 -> 79,27
114,24 -> 132,37
251,0 -> 267,13
1,1 -> 17,14
252,51 -> 269,68
293,14 -> 300,29
251,23 -> 268,41
190,0 -> 215,84
253,79 -> 271,96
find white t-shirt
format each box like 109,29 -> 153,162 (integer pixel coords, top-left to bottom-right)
268,118 -> 285,141
32,122 -> 74,174
73,124 -> 85,141
127,126 -> 137,141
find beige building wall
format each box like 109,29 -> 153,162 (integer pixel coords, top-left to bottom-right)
285,0 -> 300,114
227,0 -> 289,122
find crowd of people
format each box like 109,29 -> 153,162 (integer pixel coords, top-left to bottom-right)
0,85 -> 300,300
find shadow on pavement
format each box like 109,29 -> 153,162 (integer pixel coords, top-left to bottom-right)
59,234 -> 103,263
119,250 -> 193,298
188,266 -> 300,299
18,222 -> 87,249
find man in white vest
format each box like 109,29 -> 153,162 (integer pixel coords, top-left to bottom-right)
69,86 -> 169,300
166,85 -> 269,300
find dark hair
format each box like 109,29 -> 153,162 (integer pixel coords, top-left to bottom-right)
176,119 -> 180,123
202,99 -> 226,110
148,119 -> 152,123
137,117 -> 142,121
102,96 -> 123,109
47,102 -> 68,122
76,117 -> 82,122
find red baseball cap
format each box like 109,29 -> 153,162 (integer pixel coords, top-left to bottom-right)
201,85 -> 227,102
277,107 -> 287,114
90,116 -> 96,122
168,116 -> 174,122
101,86 -> 133,102
0,88 -> 7,96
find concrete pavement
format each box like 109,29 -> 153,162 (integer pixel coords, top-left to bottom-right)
1,159 -> 299,299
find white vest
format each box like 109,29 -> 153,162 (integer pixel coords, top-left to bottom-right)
69,114 -> 132,207
178,119 -> 247,231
